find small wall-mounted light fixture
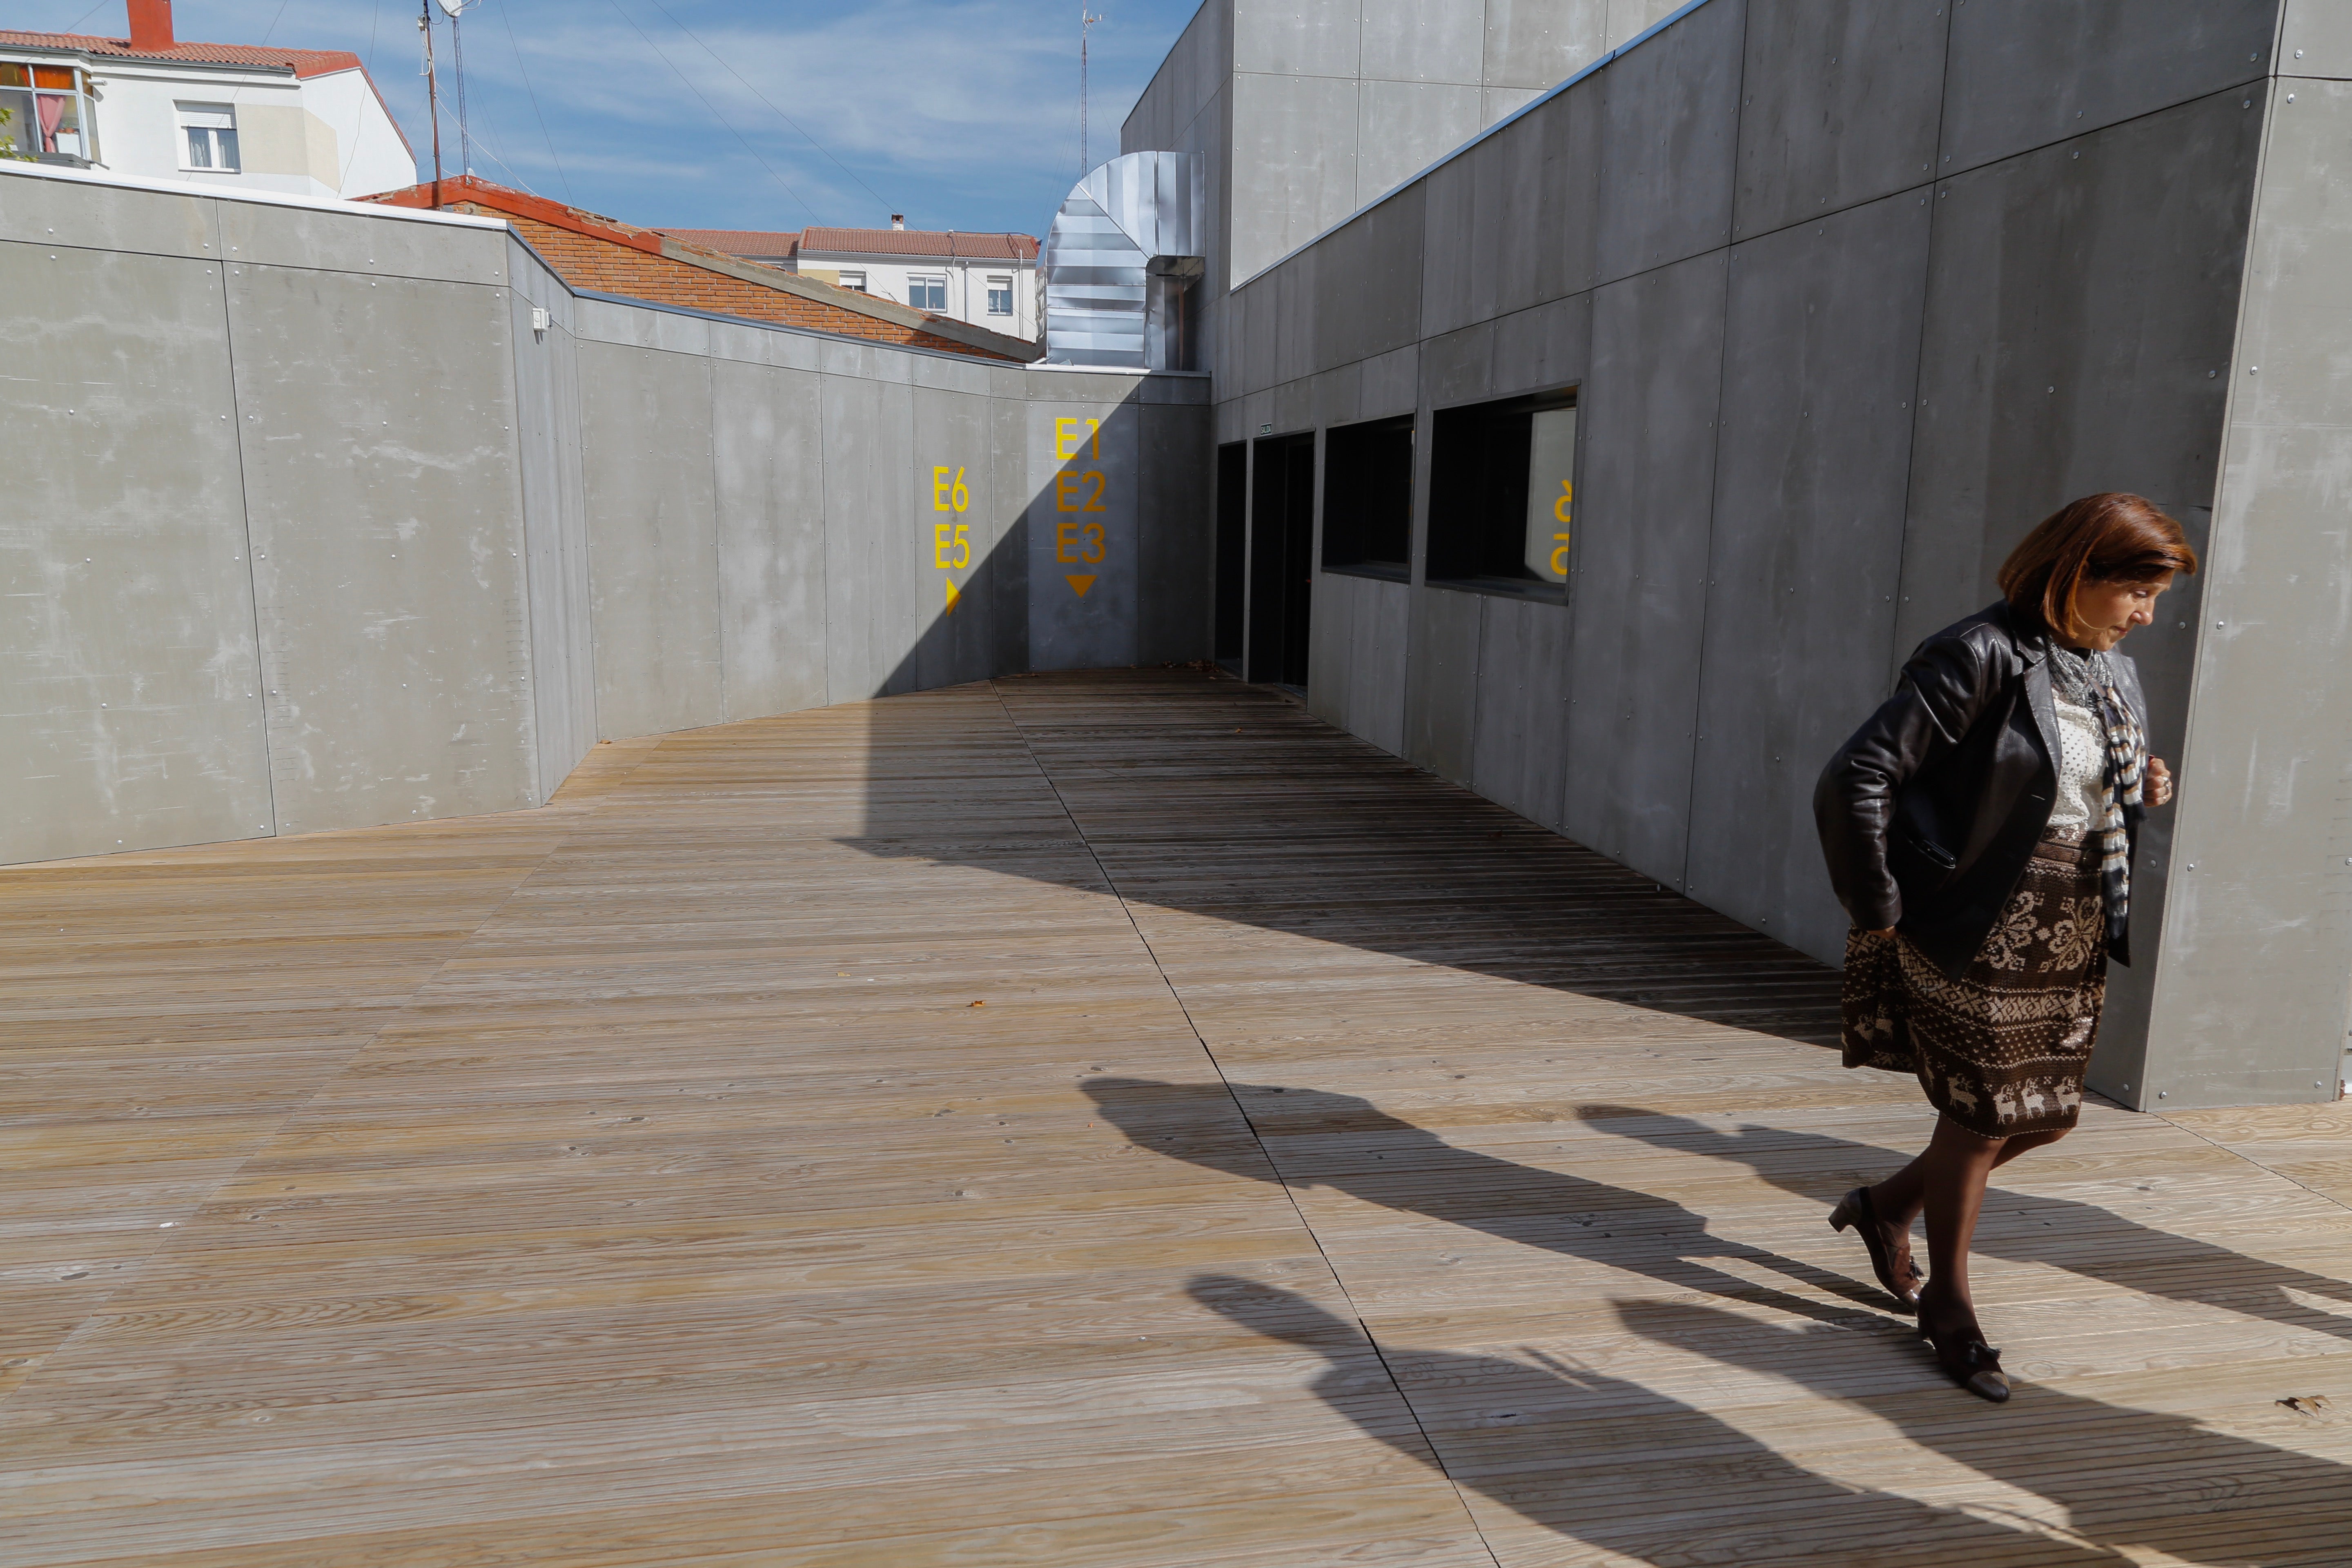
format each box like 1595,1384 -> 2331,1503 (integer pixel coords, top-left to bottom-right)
531,306 -> 551,338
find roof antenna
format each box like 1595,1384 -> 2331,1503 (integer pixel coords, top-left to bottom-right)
1079,8 -> 1103,179
437,0 -> 482,183
418,1 -> 443,205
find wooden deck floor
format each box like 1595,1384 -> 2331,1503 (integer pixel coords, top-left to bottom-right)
5,668 -> 2350,1567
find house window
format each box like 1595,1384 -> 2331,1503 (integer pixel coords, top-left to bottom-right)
908,274 -> 947,311
1321,414 -> 1414,581
986,276 -> 1014,316
178,102 -> 240,172
1425,388 -> 1578,601
836,270 -> 866,292
0,62 -> 93,162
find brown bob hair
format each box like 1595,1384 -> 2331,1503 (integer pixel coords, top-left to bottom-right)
1997,492 -> 2198,637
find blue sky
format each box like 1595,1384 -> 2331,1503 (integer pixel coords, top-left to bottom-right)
22,0 -> 1202,235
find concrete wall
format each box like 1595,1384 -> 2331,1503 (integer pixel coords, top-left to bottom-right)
1127,0 -> 1690,287
0,165 -> 1211,866
1159,0 -> 2345,1108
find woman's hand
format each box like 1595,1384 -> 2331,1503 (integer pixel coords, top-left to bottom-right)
2147,757 -> 2174,807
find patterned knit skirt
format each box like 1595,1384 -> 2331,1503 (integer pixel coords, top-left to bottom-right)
1841,832 -> 2108,1138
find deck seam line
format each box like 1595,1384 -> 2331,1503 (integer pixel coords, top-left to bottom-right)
985,678 -> 1508,1568
2154,1111 -> 2352,1216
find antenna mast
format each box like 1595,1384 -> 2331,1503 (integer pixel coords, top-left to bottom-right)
1080,9 -> 1102,177
419,0 -> 443,205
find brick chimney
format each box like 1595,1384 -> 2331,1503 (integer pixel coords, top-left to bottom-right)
127,0 -> 175,51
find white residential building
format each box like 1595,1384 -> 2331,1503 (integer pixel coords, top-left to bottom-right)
0,1 -> 412,202
662,218 -> 1043,341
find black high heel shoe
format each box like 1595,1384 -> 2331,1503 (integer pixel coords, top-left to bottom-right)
1829,1185 -> 1922,1310
1918,1295 -> 2009,1403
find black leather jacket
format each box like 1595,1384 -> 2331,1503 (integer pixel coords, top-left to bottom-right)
1815,600 -> 2145,978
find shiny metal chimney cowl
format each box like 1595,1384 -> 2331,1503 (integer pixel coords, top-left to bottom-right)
1041,151 -> 1204,370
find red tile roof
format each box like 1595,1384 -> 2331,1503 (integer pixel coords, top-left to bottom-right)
658,229 -> 801,259
362,177 -> 1034,362
798,226 -> 1038,262
0,29 -> 365,80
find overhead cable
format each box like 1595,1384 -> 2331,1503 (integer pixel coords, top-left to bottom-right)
602,0 -> 819,226
637,0 -> 899,221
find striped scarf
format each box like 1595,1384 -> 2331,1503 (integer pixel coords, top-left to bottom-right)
2049,646 -> 2144,953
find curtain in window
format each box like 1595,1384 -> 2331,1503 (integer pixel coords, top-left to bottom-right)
36,92 -> 64,153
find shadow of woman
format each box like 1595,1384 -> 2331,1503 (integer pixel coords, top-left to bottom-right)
1190,1274 -> 2132,1567
1576,1107 -> 2352,1348
1085,1076 -> 1893,1324
1617,1297 -> 2352,1566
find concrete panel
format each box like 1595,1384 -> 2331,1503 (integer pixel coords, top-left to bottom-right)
1684,192 -> 1932,963
1486,0 -> 1611,89
1491,290 -> 1592,399
713,356 -> 829,719
507,250 -> 596,799
898,383 -> 1004,693
1140,403 -> 1215,664
1608,0 -> 1694,51
1360,0 -> 1485,83
218,199 -> 508,289
820,374 -> 913,699
1471,109 -> 1550,321
1482,85 -> 1546,128
987,392 -> 1033,677
579,340 -> 723,739
1733,0 -> 1948,241
0,169 -> 218,261
1347,570 -> 1412,755
2282,0 -> 2352,78
1897,89 -> 2260,659
1593,0 -> 1743,285
1306,568 -> 1357,729
1422,320 -> 1494,408
1471,593 -> 1572,829
1419,152 -> 1479,338
1028,397 -> 1142,671
1403,584 -> 1482,782
1272,376 -> 1317,436
0,240 -> 271,863
1234,0 -> 1362,76
1938,0 -> 2276,173
1312,361 -> 1365,429
1361,343 -> 1420,416
229,265 -> 535,832
1532,72 -> 1608,300
1274,244 -> 1318,388
2145,77 -> 2352,1109
1561,250 -> 1726,883
1231,70 -> 1362,282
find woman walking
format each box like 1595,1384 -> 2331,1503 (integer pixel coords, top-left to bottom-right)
1815,493 -> 2196,1402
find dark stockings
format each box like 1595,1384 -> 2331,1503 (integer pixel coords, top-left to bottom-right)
1867,1119 -> 2068,1334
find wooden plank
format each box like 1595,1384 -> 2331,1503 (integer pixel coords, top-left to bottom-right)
3,669 -> 2346,1567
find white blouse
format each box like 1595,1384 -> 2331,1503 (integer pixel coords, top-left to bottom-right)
2047,692 -> 2109,832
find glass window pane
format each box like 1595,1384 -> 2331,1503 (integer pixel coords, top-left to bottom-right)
187,127 -> 211,167
214,127 -> 239,169
0,65 -> 29,88
1523,406 -> 1576,584
32,65 -> 74,89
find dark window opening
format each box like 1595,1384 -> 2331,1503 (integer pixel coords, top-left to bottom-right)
1426,387 -> 1578,602
1248,431 -> 1315,688
1214,441 -> 1247,667
1320,414 -> 1414,581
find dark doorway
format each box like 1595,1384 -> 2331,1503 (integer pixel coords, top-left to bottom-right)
1214,442 -> 1247,669
1247,431 -> 1315,688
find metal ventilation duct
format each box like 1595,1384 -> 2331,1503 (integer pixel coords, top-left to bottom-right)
1042,151 -> 1204,369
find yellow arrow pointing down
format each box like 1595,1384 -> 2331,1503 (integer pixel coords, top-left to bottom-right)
1065,574 -> 1097,597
